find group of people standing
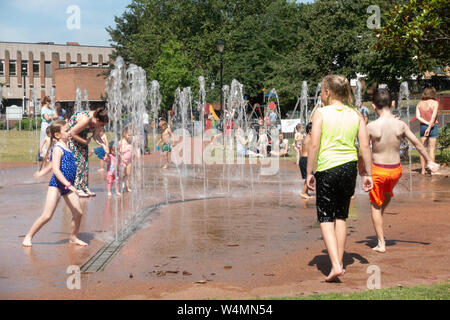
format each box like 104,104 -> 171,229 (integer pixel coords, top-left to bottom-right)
302,75 -> 440,282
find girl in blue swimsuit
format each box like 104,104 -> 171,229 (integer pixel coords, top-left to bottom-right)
23,120 -> 88,247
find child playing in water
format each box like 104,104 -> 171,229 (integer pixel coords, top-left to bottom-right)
157,120 -> 175,169
105,141 -> 121,197
258,128 -> 269,157
293,124 -> 304,165
307,75 -> 373,282
88,130 -> 108,172
367,88 -> 439,253
23,120 -> 87,247
300,122 -> 312,199
119,126 -> 133,192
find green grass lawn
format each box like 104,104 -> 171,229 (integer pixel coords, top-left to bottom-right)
269,280 -> 450,300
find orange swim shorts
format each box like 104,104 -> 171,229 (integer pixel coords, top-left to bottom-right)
369,163 -> 402,207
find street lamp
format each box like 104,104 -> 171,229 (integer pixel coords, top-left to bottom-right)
217,40 -> 225,113
22,65 -> 26,115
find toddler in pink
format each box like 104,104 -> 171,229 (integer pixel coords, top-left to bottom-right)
105,141 -> 121,197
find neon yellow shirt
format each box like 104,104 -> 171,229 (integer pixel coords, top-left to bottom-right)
316,104 -> 359,172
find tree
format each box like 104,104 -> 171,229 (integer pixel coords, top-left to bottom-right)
377,0 -> 449,70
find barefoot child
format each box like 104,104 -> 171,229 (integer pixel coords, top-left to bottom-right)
293,124 -> 304,165
300,122 -> 312,199
367,89 -> 439,253
88,130 -> 108,172
157,120 -> 174,169
23,120 -> 87,247
119,127 -> 133,192
307,75 -> 373,282
105,141 -> 121,197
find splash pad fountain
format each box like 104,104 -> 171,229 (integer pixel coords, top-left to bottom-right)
80,57 -> 291,272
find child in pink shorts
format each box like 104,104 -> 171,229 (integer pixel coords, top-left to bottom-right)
105,141 -> 121,197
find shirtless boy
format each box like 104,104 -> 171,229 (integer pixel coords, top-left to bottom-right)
300,122 -> 312,199
157,120 -> 175,169
367,89 -> 439,253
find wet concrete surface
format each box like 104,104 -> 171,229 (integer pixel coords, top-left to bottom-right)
0,157 -> 449,299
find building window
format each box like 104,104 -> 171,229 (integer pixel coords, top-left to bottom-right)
33,61 -> 39,74
44,61 -> 51,77
0,60 -> 4,76
9,60 -> 17,76
21,61 -> 28,75
102,63 -> 109,68
92,62 -> 98,67
59,62 -> 66,69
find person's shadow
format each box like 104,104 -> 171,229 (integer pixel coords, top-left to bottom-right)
308,250 -> 369,282
355,236 -> 430,249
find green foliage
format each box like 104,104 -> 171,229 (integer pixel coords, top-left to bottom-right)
108,0 -> 426,113
437,124 -> 450,154
149,40 -> 199,110
15,117 -> 42,131
377,0 -> 449,70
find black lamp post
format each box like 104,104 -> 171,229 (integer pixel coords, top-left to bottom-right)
22,65 -> 27,115
216,40 -> 225,113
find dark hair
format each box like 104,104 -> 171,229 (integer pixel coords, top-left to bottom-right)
306,122 -> 312,134
93,106 -> 109,124
372,88 -> 392,109
422,86 -> 437,101
42,96 -> 51,106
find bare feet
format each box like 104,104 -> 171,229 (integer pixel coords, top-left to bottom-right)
325,266 -> 344,282
69,237 -> 88,246
22,236 -> 32,247
97,168 -> 105,172
372,244 -> 386,253
126,188 -> 132,192
162,165 -> 168,170
300,193 -> 310,200
116,192 -> 121,196
77,190 -> 90,197
107,192 -> 112,197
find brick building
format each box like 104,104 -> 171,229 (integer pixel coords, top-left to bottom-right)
0,41 -> 113,115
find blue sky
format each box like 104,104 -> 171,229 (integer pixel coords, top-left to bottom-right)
0,0 -> 131,46
0,0 -> 313,47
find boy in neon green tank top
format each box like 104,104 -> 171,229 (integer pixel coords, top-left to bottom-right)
306,75 -> 373,282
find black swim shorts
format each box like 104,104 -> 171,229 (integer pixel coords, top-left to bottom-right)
315,161 -> 357,223
299,156 -> 307,180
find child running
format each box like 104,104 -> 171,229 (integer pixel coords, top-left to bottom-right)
119,126 -> 133,192
23,120 -> 87,247
367,88 -> 439,253
307,75 -> 373,282
299,122 -> 312,199
157,120 -> 175,170
105,141 -> 121,197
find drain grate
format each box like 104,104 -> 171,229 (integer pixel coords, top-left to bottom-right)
81,204 -> 161,273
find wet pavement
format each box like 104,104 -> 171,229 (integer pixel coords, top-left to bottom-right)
0,157 -> 449,299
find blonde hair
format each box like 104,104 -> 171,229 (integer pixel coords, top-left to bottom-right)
40,120 -> 67,170
322,75 -> 353,107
